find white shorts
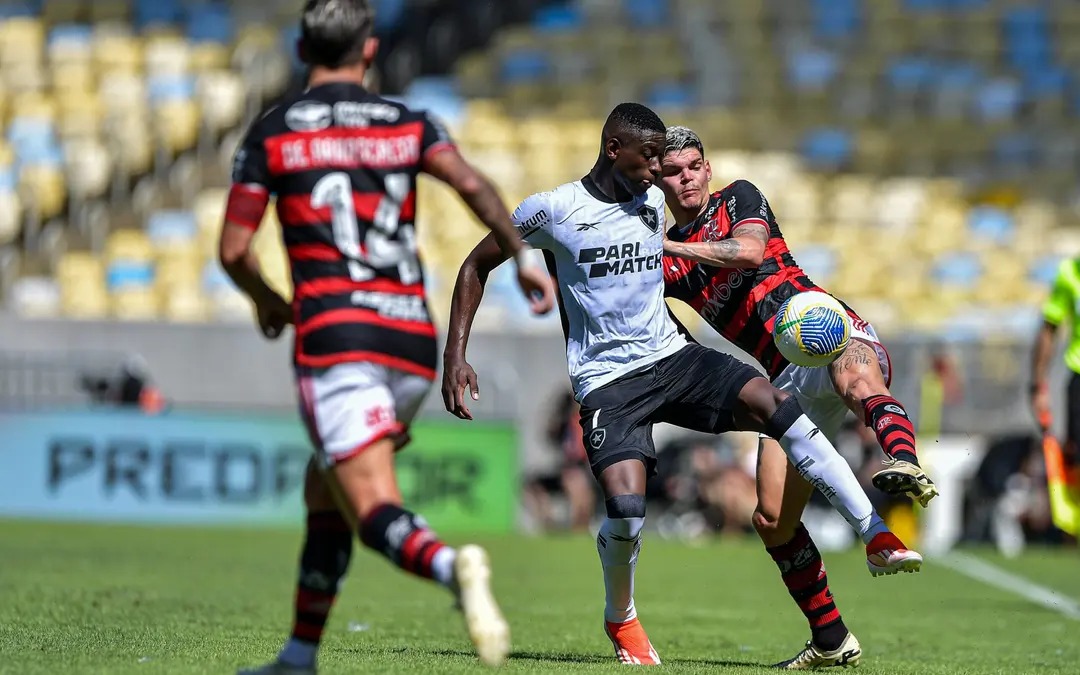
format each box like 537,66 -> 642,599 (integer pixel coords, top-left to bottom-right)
296,361 -> 432,466
767,322 -> 891,445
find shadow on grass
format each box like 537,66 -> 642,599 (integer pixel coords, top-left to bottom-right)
427,648 -> 764,668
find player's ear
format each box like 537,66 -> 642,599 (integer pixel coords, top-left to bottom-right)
604,136 -> 621,161
362,37 -> 379,66
704,158 -> 713,182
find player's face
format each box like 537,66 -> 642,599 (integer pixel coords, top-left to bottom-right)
659,148 -> 711,212
613,132 -> 665,196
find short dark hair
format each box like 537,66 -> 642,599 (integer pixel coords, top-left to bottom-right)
605,102 -> 666,139
301,0 -> 375,69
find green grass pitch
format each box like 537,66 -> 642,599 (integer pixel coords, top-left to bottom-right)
2,520 -> 1078,674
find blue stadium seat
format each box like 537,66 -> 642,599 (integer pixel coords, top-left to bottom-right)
932,252 -> 982,287
888,57 -> 936,94
902,0 -> 947,11
1023,66 -> 1069,99
624,0 -> 669,29
800,128 -> 854,170
793,245 -> 837,282
186,2 -> 234,44
811,0 -> 860,40
0,1 -> 38,19
147,210 -> 198,245
934,62 -> 983,94
787,46 -> 839,92
202,261 -> 234,293
1006,34 -> 1053,74
1029,255 -> 1065,286
135,0 -> 182,28
148,74 -> 197,104
972,78 -> 1022,121
107,261 -> 155,291
531,4 -> 585,33
400,77 -> 465,127
966,206 -> 1016,244
500,49 -> 551,84
0,166 -> 16,192
646,82 -> 693,110
373,0 -> 408,34
992,132 -> 1036,168
47,23 -> 92,50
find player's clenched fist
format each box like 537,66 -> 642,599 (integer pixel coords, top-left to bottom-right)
442,354 -> 479,420
255,292 -> 292,340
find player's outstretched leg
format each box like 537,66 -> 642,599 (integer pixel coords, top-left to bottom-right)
737,380 -> 923,577
239,463 -> 353,675
862,393 -> 939,507
337,439 -> 510,667
755,439 -> 861,669
595,461 -> 661,666
831,340 -> 938,507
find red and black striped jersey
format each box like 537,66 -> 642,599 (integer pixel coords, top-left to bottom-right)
663,180 -> 865,379
227,83 -> 455,379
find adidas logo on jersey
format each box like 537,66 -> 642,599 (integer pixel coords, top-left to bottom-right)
578,243 -> 662,279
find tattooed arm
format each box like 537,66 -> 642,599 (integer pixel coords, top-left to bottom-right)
663,222 -> 769,269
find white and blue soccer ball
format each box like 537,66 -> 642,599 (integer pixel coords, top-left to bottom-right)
773,291 -> 851,368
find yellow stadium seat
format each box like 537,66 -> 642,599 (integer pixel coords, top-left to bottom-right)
63,138 -> 112,200
57,252 -> 108,319
0,191 -> 20,246
105,229 -> 153,262
93,34 -> 142,73
154,100 -> 201,156
156,253 -> 202,290
111,287 -> 160,321
10,92 -> 57,123
0,18 -> 45,64
190,43 -> 230,72
57,93 -> 104,140
18,166 -> 66,221
88,0 -> 129,23
98,72 -> 147,114
51,62 -> 96,94
144,35 -> 190,76
196,70 -> 245,133
162,286 -> 208,323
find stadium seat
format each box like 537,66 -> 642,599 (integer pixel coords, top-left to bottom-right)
9,276 -> 61,318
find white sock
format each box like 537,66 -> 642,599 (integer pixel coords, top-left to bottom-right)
279,637 -> 318,668
596,517 -> 644,623
778,414 -> 889,544
431,546 -> 457,588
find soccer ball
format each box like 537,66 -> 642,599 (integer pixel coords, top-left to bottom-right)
773,291 -> 851,368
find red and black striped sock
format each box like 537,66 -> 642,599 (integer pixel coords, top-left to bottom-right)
862,395 -> 919,465
360,504 -> 454,585
291,511 -> 353,647
766,524 -> 847,651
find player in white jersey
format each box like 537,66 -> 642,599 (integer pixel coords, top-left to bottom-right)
442,104 -> 922,666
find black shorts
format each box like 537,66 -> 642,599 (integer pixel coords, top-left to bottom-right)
577,343 -> 763,478
1067,373 -> 1080,450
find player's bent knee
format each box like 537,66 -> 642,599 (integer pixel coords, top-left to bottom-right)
605,493 -> 646,519
604,494 -> 646,540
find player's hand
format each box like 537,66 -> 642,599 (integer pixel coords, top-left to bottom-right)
1031,384 -> 1052,432
442,354 -> 479,420
256,293 -> 292,340
513,248 -> 555,315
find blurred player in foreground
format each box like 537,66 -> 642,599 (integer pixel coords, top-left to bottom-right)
218,1 -> 554,672
443,103 -> 921,666
657,125 -> 937,668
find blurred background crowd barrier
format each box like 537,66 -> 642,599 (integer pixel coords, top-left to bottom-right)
0,0 -> 1077,554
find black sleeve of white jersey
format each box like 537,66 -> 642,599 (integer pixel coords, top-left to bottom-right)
420,111 -> 456,159
231,115 -> 272,189
724,179 -> 771,230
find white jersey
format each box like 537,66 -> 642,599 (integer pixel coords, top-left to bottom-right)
512,177 -> 688,400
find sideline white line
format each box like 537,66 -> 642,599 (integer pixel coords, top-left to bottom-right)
937,551 -> 1080,621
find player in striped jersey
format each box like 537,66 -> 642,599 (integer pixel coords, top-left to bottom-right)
220,2 -> 554,673
658,126 -> 938,668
